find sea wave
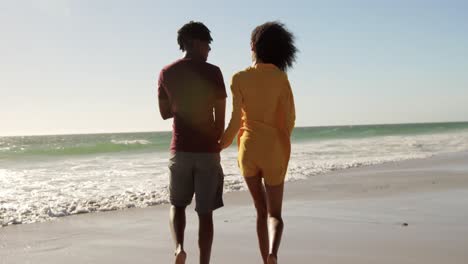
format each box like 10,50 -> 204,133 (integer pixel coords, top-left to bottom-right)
0,138 -> 167,159
1,122 -> 468,159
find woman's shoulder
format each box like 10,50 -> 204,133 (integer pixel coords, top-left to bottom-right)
232,65 -> 288,83
231,67 -> 253,83
234,66 -> 254,76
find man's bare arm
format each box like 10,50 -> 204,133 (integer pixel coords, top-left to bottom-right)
214,99 -> 226,141
158,98 -> 173,120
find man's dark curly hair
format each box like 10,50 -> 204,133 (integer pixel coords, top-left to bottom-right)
251,21 -> 298,71
177,21 -> 213,51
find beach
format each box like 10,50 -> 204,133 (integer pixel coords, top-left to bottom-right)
1,151 -> 468,264
3,1 -> 468,262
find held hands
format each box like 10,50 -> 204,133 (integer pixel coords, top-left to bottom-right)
218,134 -> 231,150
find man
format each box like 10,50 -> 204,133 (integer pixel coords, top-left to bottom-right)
157,21 -> 226,264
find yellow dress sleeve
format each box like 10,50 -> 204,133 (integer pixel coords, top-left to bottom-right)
281,79 -> 296,137
276,78 -> 295,169
220,74 -> 243,149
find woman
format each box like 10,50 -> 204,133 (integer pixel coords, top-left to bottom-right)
220,21 -> 297,264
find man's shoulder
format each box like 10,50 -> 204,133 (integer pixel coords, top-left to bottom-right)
202,61 -> 221,72
160,59 -> 185,74
161,59 -> 221,74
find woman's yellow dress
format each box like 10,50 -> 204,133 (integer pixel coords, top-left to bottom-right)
220,63 -> 295,186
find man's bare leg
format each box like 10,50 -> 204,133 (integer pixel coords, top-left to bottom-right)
170,205 -> 187,264
198,212 -> 214,264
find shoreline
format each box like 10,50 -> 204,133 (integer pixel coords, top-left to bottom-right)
1,152 -> 468,263
0,150 -> 460,228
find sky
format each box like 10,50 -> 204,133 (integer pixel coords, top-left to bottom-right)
1,0 -> 468,136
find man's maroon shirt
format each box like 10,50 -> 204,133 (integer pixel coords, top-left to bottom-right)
158,58 -> 226,153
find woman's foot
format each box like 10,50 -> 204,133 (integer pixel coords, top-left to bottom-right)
174,250 -> 186,264
267,254 -> 277,264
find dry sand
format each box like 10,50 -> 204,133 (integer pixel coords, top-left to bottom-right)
1,152 -> 468,264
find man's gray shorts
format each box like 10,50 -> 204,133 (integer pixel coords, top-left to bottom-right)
168,152 -> 224,214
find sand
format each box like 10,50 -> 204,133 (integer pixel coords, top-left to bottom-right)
1,152 -> 468,264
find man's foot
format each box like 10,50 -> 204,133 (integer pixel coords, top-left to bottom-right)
175,250 -> 186,264
267,254 -> 277,264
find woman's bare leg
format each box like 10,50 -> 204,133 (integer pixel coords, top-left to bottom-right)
245,175 -> 269,264
265,182 -> 284,264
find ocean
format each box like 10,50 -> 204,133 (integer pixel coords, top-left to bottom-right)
1,122 -> 468,226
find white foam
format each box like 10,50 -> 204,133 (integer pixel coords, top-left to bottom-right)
110,139 -> 151,145
0,153 -> 170,226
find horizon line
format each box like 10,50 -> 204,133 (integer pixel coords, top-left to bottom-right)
1,120 -> 467,138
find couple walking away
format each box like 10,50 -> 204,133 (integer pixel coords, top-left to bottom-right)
157,20 -> 297,264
